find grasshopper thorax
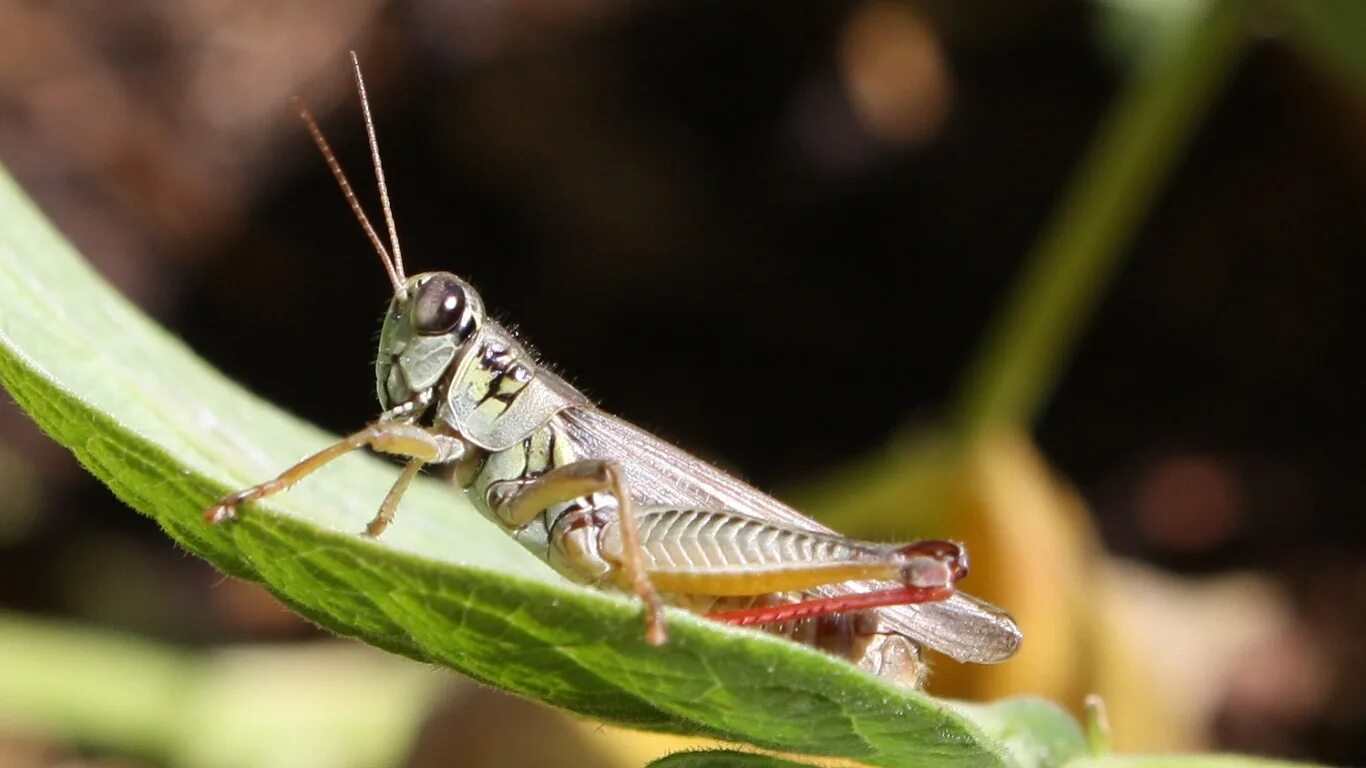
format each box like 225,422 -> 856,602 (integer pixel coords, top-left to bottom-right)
376,271 -> 485,411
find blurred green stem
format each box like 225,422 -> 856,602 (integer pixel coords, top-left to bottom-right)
0,611 -> 444,768
954,0 -> 1252,433
0,611 -> 196,759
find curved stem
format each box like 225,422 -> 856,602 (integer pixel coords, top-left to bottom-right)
0,611 -> 195,759
955,0 -> 1253,434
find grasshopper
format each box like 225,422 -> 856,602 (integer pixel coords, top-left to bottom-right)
206,54 -> 1021,687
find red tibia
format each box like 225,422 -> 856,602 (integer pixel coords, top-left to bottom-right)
707,585 -> 955,627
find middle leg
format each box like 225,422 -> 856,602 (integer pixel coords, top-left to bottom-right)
488,459 -> 667,646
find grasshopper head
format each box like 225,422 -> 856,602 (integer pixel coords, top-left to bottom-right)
376,271 -> 485,411
295,60 -> 488,414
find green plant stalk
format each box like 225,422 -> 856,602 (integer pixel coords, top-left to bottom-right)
0,612 -> 196,759
955,0 -> 1252,433
0,611 -> 446,768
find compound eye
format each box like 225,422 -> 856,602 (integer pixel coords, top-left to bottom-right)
412,274 -> 469,337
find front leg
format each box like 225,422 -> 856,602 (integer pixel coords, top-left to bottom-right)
488,460 -> 667,646
205,409 -> 466,534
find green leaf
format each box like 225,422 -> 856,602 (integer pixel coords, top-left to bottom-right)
0,164 -> 1080,767
649,750 -> 823,768
954,699 -> 1093,768
1069,757 -> 1328,768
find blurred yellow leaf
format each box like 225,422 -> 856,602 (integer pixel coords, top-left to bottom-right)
802,430 -> 1212,751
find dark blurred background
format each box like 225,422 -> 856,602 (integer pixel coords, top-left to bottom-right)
0,1 -> 1362,766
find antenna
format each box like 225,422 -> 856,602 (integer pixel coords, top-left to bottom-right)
350,51 -> 406,284
292,96 -> 408,300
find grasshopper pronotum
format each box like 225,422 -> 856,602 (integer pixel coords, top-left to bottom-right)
206,54 -> 1021,687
